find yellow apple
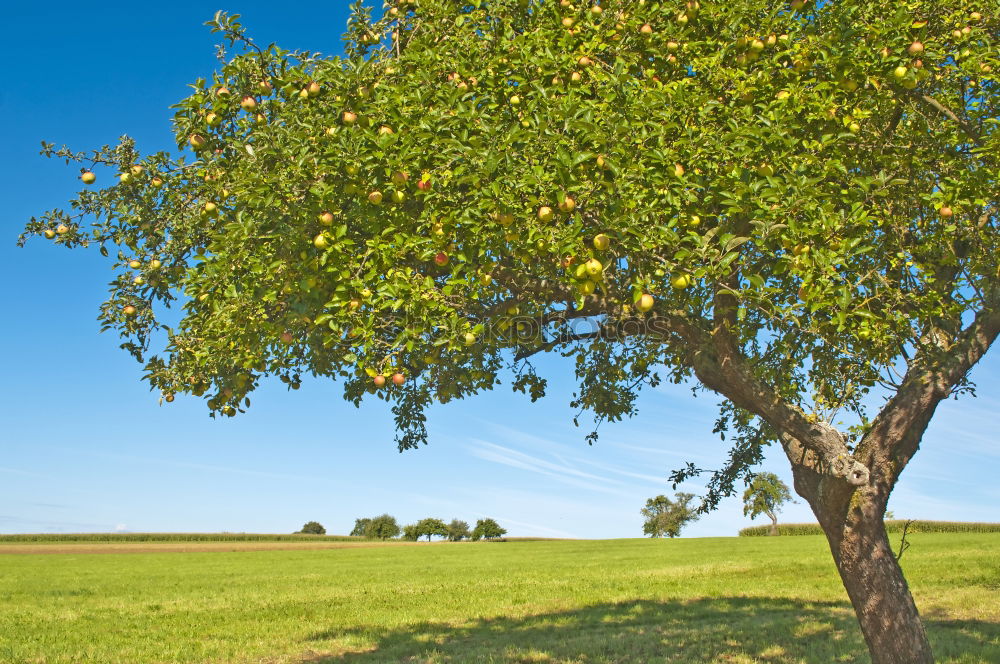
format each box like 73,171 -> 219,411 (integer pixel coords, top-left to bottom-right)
81,171 -> 96,184
636,293 -> 655,312
538,206 -> 554,222
593,234 -> 610,251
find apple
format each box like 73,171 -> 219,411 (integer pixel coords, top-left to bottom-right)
757,164 -> 775,177
510,95 -> 521,105
939,206 -> 953,218
314,234 -> 330,249
463,332 -> 477,346
559,196 -> 577,212
776,90 -> 791,100
908,41 -> 924,55
392,373 -> 406,386
164,394 -> 175,403
204,201 -> 219,215
848,121 -> 861,133
793,244 -> 810,256
673,163 -> 686,177
151,177 -> 164,188
750,39 -> 765,52
342,111 -> 357,125
123,305 -> 138,317
129,259 -> 141,269
206,112 -> 222,126
591,5 -> 602,14
593,234 -> 610,251
81,171 -> 96,184
307,81 -> 321,96
43,229 -> 56,239
585,258 -> 603,278
499,212 -> 514,226
578,280 -> 597,296
538,206 -> 554,222
640,23 -> 653,35
298,88 -> 309,99
893,66 -> 908,79
150,259 -> 162,270
636,293 -> 655,312
670,274 -> 692,289
666,41 -> 680,52
319,211 -> 335,225
391,190 -> 406,204
348,298 -> 361,311
417,177 -> 432,191
368,190 -> 384,205
378,125 -> 394,135
119,172 -> 132,184
373,375 -> 386,388
578,56 -> 593,67
216,86 -> 231,97
241,96 -> 257,110
280,331 -> 294,344
790,0 -> 805,9
392,171 -> 409,185
434,252 -> 449,266
189,134 -> 208,150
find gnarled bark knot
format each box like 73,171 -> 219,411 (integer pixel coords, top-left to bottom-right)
831,454 -> 871,486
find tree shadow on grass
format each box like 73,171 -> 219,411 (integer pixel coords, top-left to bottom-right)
298,597 -> 1000,664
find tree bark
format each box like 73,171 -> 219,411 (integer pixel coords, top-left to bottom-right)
768,512 -> 778,536
821,496 -> 934,664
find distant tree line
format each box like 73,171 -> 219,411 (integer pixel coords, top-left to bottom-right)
350,515 -> 506,541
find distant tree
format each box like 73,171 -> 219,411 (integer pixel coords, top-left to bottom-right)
364,514 -> 400,540
447,519 -> 471,542
415,517 -> 449,541
885,511 -> 896,521
471,518 -> 507,541
297,521 -> 326,535
401,523 -> 421,542
742,472 -> 794,536
350,518 -> 372,537
642,493 -> 699,538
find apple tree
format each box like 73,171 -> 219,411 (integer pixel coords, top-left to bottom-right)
19,2 -> 999,662
742,471 -> 793,535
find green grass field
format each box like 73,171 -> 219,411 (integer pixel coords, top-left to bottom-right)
1,534 -> 997,663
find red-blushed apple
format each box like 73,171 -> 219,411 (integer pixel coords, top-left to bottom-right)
216,86 -> 231,97
392,373 -> 405,386
318,211 -> 335,225
562,17 -> 575,28
559,196 -> 577,212
636,293 -> 655,312
280,331 -> 294,344
241,96 -> 257,110
908,41 -> 924,55
434,252 -> 449,266
373,375 -> 387,388
123,305 -> 138,317
81,171 -> 96,184
640,23 -> 653,35
593,234 -> 610,251
314,234 -> 330,249
578,56 -> 593,67
258,80 -> 273,94
307,81 -> 321,96
56,224 -> 69,234
673,163 -> 685,177
392,171 -> 409,185
538,206 -> 554,222
939,206 -> 954,218
417,177 -> 432,191
368,190 -> 383,205
342,111 -> 357,125
378,125 -> 394,135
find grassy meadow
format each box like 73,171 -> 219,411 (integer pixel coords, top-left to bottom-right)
0,534 -> 997,664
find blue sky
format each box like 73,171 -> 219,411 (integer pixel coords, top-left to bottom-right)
2,2 -> 997,539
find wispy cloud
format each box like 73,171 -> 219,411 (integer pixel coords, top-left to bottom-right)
0,466 -> 45,478
467,440 -> 630,496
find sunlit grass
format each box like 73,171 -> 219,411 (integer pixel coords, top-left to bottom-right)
0,534 -> 996,663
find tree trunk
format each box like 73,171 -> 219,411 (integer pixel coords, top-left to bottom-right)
822,507 -> 933,663
768,511 -> 778,536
